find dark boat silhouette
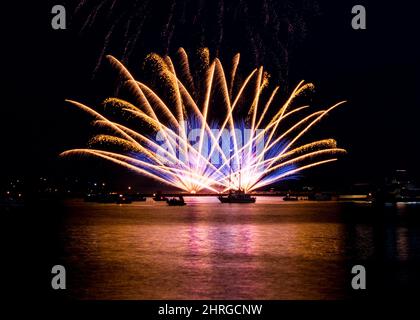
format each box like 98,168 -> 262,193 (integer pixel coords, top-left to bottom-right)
217,156 -> 256,203
167,196 -> 186,206
283,194 -> 299,201
218,189 -> 256,203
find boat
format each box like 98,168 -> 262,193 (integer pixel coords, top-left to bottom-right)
217,156 -> 256,203
167,196 -> 186,206
218,189 -> 256,203
283,194 -> 298,201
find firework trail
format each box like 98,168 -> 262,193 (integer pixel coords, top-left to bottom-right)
68,0 -> 320,80
61,48 -> 346,193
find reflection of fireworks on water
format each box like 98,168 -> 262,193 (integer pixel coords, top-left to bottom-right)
61,48 -> 346,193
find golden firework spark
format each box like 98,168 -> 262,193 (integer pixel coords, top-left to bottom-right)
61,48 -> 346,193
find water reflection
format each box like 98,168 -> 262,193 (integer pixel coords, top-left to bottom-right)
60,198 -> 420,299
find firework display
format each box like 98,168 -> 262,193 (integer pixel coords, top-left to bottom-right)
62,49 -> 345,193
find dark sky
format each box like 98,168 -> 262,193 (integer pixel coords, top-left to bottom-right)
1,0 -> 420,189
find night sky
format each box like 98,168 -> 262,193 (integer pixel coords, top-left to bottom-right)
2,0 -> 420,190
